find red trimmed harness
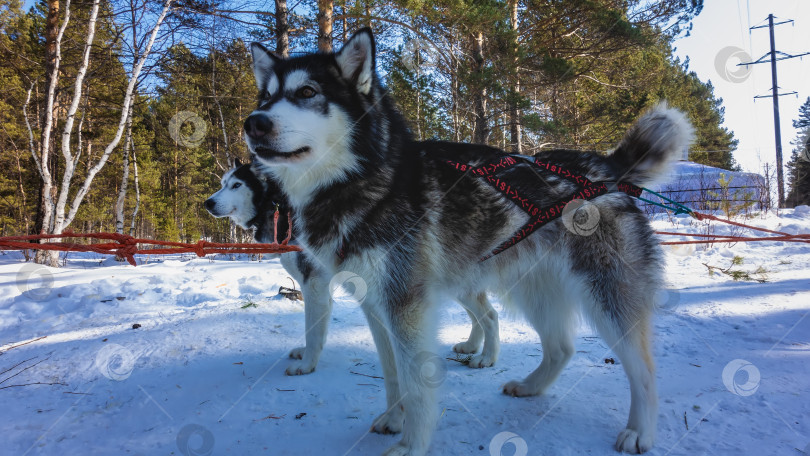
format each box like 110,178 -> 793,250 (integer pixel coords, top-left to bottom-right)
442,155 -> 643,261
335,154 -> 642,262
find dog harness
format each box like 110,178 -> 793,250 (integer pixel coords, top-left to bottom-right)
441,154 -> 643,261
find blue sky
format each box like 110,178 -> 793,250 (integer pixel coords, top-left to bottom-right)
673,0 -> 810,173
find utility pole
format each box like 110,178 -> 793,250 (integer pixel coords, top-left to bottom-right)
740,14 -> 809,208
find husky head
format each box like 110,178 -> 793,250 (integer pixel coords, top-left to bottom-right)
204,162 -> 267,229
245,28 -> 406,205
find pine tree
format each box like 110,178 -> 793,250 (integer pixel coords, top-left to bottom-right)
0,0 -> 38,235
149,40 -> 257,242
385,42 -> 447,140
785,97 -> 810,207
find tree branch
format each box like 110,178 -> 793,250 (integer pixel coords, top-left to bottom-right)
22,81 -> 41,177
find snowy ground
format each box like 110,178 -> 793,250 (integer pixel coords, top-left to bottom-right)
1,209 -> 809,456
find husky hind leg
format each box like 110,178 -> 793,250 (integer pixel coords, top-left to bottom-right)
609,325 -> 657,454
503,286 -> 578,397
453,292 -> 500,368
451,305 -> 483,354
576,221 -> 659,453
590,308 -> 657,454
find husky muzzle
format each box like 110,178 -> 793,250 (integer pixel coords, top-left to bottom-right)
244,113 -> 311,160
244,113 -> 274,141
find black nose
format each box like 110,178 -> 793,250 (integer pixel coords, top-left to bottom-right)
204,198 -> 215,211
244,114 -> 273,140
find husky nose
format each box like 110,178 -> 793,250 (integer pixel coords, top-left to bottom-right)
244,114 -> 273,140
204,198 -> 215,211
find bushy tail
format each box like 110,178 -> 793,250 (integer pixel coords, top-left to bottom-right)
609,103 -> 695,187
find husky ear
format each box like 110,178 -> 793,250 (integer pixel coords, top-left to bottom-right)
335,28 -> 375,95
235,157 -> 243,168
250,42 -> 280,88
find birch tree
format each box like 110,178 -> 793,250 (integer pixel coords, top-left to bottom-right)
51,0 -> 101,239
54,0 -> 173,234
128,139 -> 141,236
31,0 -> 71,265
115,105 -> 134,234
28,0 -> 174,265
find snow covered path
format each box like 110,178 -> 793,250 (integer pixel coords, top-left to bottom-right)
1,211 -> 809,456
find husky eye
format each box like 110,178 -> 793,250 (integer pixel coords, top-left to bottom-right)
296,86 -> 317,98
232,182 -> 242,189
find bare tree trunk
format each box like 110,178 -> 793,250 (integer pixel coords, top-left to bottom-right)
275,0 -> 289,57
34,0 -> 72,266
5,110 -> 31,237
21,82 -> 38,236
471,31 -> 489,145
229,220 -> 237,243
341,2 -> 347,42
14,145 -> 29,235
451,34 -> 460,142
129,140 -> 141,236
364,2 -> 370,26
508,0 -> 522,153
317,0 -> 333,53
209,50 -> 230,171
173,148 -> 179,237
115,105 -> 134,234
35,0 -> 60,238
415,48 -> 422,140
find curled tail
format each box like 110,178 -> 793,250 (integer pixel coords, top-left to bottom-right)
610,103 -> 695,187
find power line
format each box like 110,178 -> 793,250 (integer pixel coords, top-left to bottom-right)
739,14 -> 810,208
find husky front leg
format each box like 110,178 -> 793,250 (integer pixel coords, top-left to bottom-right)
286,269 -> 332,375
380,299 -> 440,456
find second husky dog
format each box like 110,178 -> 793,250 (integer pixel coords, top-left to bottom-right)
245,29 -> 692,455
205,163 -> 501,374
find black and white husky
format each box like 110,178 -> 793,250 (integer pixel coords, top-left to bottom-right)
204,163 -> 329,375
244,29 -> 693,455
204,161 -> 277,238
205,163 -> 501,375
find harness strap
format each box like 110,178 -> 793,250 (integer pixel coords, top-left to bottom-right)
443,155 -> 642,261
335,155 -> 642,263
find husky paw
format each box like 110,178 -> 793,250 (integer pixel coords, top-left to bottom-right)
382,442 -> 421,456
615,428 -> 654,454
467,354 -> 496,368
285,360 -> 316,376
502,380 -> 541,397
288,347 -> 306,359
452,341 -> 480,354
371,409 -> 404,435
